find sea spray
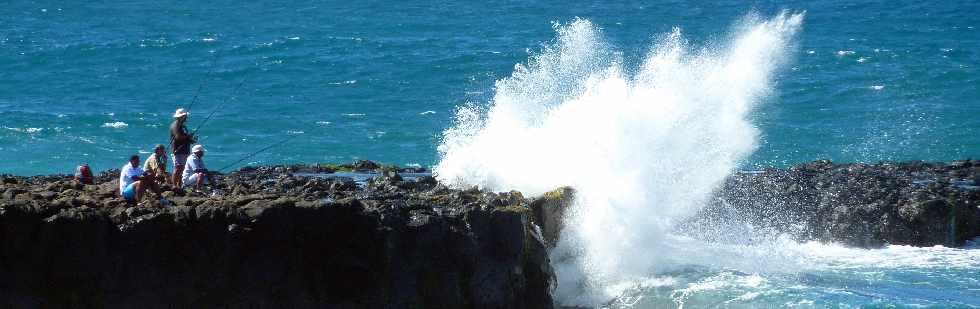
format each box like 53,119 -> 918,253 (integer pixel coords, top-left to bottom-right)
435,12 -> 803,305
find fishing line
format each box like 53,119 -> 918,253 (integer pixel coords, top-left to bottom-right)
182,52 -> 221,113
169,52 -> 227,154
217,125 -> 315,172
190,70 -> 251,136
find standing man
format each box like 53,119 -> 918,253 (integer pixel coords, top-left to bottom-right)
170,108 -> 195,187
144,144 -> 169,185
182,144 -> 212,189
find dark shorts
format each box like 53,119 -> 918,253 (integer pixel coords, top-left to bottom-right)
172,153 -> 188,168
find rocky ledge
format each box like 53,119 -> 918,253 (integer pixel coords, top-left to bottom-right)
0,161 -> 564,308
692,159 -> 980,247
2,159 -> 979,307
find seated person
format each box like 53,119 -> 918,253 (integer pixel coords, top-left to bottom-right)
181,145 -> 213,189
120,155 -> 147,202
143,144 -> 169,184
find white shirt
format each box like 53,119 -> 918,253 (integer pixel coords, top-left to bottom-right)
120,163 -> 143,192
182,153 -> 205,183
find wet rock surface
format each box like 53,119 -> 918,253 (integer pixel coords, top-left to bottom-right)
0,162 -> 555,309
690,160 -> 980,248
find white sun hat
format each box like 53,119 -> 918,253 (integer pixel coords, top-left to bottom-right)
173,108 -> 189,118
192,144 -> 205,153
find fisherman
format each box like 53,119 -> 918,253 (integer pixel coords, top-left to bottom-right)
74,163 -> 94,185
144,144 -> 169,184
120,155 -> 150,202
170,108 -> 196,187
182,145 -> 212,189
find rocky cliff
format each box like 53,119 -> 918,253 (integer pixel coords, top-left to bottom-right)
0,164 -> 555,308
3,159 -> 979,308
690,160 -> 980,247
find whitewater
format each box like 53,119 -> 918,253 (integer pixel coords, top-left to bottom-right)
435,12 -> 980,308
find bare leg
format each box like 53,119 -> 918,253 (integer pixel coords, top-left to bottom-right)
145,177 -> 160,195
195,172 -> 205,189
134,181 -> 143,202
173,164 -> 184,188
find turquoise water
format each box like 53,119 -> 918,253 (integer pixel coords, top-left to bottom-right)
606,238 -> 980,308
3,1 -> 980,307
2,1 -> 978,175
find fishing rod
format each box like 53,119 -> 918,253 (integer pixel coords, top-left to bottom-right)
217,129 -> 311,172
169,53 -> 223,154
182,53 -> 220,113
190,71 -> 250,137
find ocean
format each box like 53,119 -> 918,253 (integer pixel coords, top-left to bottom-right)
2,1 -> 979,307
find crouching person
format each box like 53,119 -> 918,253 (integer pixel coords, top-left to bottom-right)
182,145 -> 213,189
144,144 -> 170,185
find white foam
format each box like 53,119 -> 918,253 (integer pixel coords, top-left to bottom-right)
870,85 -> 885,90
342,113 -> 365,117
419,111 -> 437,115
663,235 -> 980,277
600,235 -> 980,308
797,241 -> 980,270
732,291 -> 762,302
5,127 -> 44,134
102,122 -> 128,129
316,121 -> 331,125
435,12 -> 804,306
836,50 -> 855,56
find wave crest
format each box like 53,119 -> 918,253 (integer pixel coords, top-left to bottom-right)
436,12 -> 803,306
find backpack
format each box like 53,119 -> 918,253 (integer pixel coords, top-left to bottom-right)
75,164 -> 94,184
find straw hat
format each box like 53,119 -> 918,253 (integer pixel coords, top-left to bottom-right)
192,144 -> 205,153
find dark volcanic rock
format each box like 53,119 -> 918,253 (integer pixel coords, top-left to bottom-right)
689,160 -> 980,247
353,160 -> 381,171
0,163 -> 555,309
530,187 -> 575,248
